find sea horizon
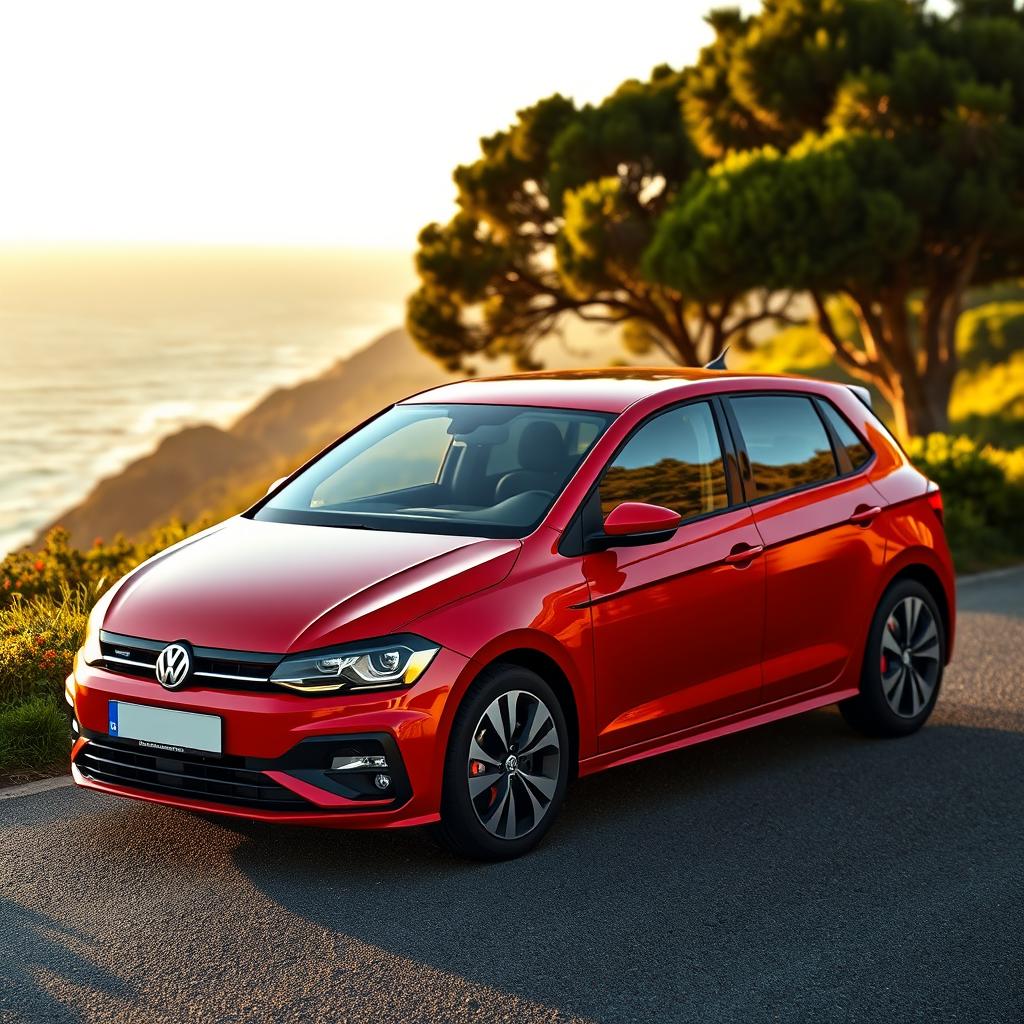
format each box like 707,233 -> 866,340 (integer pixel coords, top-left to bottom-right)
0,245 -> 415,556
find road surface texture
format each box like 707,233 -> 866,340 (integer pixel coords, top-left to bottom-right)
2,569 -> 1022,1024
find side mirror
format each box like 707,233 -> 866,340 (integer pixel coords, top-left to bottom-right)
602,502 -> 681,539
265,477 -> 286,496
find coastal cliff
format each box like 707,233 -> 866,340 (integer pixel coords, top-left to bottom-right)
37,328 -> 454,547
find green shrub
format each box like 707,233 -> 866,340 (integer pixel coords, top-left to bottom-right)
0,525 -> 211,777
0,587 -> 89,776
906,434 -> 1024,573
0,587 -> 89,705
0,520 -> 206,610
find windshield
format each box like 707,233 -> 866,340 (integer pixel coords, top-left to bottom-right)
253,403 -> 614,538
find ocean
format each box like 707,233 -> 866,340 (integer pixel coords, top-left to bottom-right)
0,246 -> 414,556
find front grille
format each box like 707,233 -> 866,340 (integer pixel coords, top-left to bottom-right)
75,739 -> 311,811
99,631 -> 279,691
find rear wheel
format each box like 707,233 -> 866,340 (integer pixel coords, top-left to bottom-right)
433,664 -> 569,860
840,579 -> 945,737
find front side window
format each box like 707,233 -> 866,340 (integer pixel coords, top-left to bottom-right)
599,402 -> 729,520
255,403 -> 613,538
729,395 -> 837,498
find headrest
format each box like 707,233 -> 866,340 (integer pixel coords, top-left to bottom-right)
517,421 -> 565,473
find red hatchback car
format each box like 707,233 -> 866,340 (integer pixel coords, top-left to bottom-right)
68,369 -> 954,859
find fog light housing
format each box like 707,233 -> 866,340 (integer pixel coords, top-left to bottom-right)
331,754 -> 388,771
290,735 -> 411,806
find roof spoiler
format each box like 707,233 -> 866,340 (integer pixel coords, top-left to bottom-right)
848,384 -> 873,410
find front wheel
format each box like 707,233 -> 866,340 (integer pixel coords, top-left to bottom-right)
433,664 -> 569,861
840,579 -> 945,738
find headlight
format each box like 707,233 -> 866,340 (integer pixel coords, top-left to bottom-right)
270,636 -> 440,694
81,590 -> 115,666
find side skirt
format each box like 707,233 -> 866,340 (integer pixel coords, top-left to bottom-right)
577,687 -> 860,778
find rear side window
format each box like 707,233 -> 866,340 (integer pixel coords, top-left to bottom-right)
729,395 -> 837,498
599,402 -> 729,520
818,400 -> 872,469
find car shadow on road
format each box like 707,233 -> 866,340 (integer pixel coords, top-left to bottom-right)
0,899 -> 135,1023
230,708 -> 1024,1023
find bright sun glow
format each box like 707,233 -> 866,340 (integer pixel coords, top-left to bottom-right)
0,1 -> 749,249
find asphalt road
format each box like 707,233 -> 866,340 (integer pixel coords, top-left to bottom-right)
2,569 -> 1022,1024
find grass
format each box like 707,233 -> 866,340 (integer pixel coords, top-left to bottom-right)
0,698 -> 69,780
0,586 -> 89,778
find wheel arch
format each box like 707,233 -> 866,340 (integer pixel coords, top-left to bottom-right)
882,561 -> 954,664
480,647 -> 581,778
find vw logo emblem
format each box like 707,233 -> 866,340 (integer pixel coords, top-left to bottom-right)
155,642 -> 192,690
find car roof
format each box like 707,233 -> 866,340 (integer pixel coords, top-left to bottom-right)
402,367 -> 829,414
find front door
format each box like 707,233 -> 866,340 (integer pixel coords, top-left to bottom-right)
586,400 -> 767,753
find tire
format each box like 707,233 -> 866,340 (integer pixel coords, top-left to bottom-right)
433,663 -> 570,861
840,578 -> 946,738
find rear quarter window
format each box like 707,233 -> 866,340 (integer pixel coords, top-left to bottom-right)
818,400 -> 873,469
729,394 -> 838,499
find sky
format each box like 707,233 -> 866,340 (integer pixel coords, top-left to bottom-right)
0,1 -> 956,251
0,0 -> 764,250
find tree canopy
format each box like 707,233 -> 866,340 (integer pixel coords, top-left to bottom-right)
647,0 -> 1024,436
407,70 -> 796,371
409,0 -> 1024,438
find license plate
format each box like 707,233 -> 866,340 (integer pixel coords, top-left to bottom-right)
108,701 -> 222,755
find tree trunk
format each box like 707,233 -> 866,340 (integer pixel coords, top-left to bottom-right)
812,283 -> 966,444
889,375 -> 952,440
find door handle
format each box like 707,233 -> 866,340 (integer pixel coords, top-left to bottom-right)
724,542 -> 764,565
849,504 -> 882,526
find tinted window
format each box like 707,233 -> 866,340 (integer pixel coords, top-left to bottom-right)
730,395 -> 837,498
819,401 -> 872,469
600,402 -> 729,520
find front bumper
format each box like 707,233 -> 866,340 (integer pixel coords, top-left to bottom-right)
68,647 -> 469,829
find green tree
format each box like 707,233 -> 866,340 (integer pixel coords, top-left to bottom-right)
407,72 -> 796,371
648,0 -> 1024,438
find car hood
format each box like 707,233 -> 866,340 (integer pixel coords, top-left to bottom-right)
103,517 -> 521,653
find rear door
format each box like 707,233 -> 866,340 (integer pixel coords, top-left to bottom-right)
586,399 -> 767,753
723,393 -> 887,704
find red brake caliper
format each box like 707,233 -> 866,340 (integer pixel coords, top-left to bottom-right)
470,760 -> 498,804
